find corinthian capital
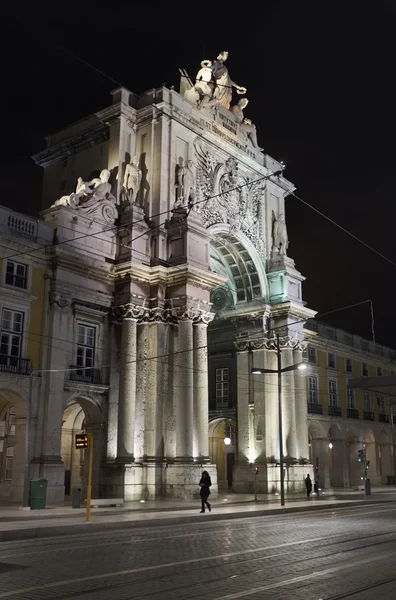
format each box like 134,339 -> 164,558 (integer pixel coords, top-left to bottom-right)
113,303 -> 147,321
172,307 -> 214,324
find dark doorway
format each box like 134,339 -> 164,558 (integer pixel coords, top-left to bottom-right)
227,453 -> 235,490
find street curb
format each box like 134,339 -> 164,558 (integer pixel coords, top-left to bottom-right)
0,500 -> 389,543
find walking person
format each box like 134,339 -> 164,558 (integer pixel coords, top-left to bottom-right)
305,474 -> 312,498
199,470 -> 212,513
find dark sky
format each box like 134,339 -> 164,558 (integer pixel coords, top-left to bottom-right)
2,1 -> 396,347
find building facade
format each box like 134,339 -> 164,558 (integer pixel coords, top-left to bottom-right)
0,53 -> 394,504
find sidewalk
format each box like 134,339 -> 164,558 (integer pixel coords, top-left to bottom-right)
0,488 -> 395,543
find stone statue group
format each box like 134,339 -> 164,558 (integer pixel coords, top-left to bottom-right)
180,50 -> 262,150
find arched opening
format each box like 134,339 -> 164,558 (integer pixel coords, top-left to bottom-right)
347,426 -> 362,487
328,423 -> 345,488
363,429 -> 377,485
208,418 -> 236,491
60,396 -> 104,502
0,389 -> 27,503
378,431 -> 392,485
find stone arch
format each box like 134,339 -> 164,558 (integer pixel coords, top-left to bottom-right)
61,395 -> 105,500
378,430 -> 392,484
208,225 -> 268,313
208,417 -> 236,490
327,423 -> 346,488
0,388 -> 27,502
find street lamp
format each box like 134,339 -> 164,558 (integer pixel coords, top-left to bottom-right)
251,333 -> 307,507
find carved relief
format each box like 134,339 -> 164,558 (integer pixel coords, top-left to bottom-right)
234,334 -> 306,352
193,138 -> 266,259
53,169 -> 118,225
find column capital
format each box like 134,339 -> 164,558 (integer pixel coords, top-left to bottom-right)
234,334 -> 306,352
172,307 -> 214,325
113,303 -> 147,321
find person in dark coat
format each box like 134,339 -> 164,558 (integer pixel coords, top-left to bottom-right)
199,470 -> 212,513
305,474 -> 312,498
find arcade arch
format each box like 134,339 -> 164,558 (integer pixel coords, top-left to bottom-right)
0,389 -> 27,502
60,395 -> 104,500
208,418 -> 236,490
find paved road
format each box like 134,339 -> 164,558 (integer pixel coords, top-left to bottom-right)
0,503 -> 395,599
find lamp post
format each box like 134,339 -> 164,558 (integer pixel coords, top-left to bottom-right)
251,333 -> 307,506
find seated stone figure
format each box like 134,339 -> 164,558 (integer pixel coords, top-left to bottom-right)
230,99 -> 263,151
55,169 -> 112,208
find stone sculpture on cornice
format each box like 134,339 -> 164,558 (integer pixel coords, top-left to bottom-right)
175,159 -> 195,208
123,156 -> 142,205
230,99 -> 263,151
180,51 -> 247,111
272,213 -> 288,257
53,169 -> 118,224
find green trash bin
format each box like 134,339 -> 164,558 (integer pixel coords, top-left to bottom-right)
29,478 -> 47,509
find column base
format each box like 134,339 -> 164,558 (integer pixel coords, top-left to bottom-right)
164,463 -> 218,499
232,463 -> 314,494
30,455 -> 65,505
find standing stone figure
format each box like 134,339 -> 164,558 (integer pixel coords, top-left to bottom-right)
273,214 -> 288,257
176,160 -> 195,207
230,99 -> 263,150
123,156 -> 142,205
210,51 -> 246,110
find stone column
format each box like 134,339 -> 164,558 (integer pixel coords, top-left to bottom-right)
311,437 -> 331,489
281,347 -> 298,460
134,321 -> 148,462
193,314 -> 213,461
294,348 -> 309,460
331,439 -> 348,487
175,314 -> 194,461
116,304 -> 142,462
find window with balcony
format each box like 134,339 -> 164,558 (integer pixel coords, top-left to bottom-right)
377,395 -> 385,414
362,362 -> 368,377
75,324 -> 95,379
216,368 -> 229,408
346,358 -> 352,373
0,309 -> 23,371
347,386 -> 354,409
5,261 -> 28,289
308,347 -> 317,364
328,353 -> 336,369
5,446 -> 13,481
308,376 -> 318,404
364,391 -> 371,412
329,380 -> 337,406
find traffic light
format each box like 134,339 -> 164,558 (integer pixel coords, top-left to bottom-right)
255,466 -> 259,475
366,461 -> 370,470
315,465 -> 319,472
358,449 -> 366,463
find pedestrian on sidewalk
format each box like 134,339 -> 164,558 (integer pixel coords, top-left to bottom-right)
199,470 -> 212,513
305,474 -> 312,498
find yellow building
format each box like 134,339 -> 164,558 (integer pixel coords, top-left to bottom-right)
305,320 -> 396,489
0,206 -> 50,501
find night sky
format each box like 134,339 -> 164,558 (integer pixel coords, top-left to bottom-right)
2,1 -> 396,347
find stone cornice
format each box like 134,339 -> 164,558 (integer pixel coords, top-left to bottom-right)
48,248 -> 114,284
115,262 -> 226,291
234,334 -> 306,352
270,301 -> 317,322
113,303 -> 214,325
32,123 -> 109,168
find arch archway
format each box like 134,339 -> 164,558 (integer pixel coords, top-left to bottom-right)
209,227 -> 268,314
208,418 -> 236,490
0,389 -> 27,502
61,396 -> 104,501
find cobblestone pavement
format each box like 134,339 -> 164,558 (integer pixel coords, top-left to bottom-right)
0,503 -> 395,599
